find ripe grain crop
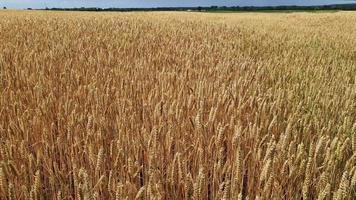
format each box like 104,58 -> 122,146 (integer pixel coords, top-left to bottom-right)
0,10 -> 355,200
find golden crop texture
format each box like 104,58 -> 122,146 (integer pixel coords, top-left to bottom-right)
0,10 -> 355,200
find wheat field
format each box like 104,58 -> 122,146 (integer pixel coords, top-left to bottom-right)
0,10 -> 355,200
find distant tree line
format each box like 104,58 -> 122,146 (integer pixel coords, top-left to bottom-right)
36,4 -> 356,12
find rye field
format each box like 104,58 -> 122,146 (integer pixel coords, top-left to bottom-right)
0,10 -> 355,200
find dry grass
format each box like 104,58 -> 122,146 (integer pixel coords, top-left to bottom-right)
0,10 -> 355,200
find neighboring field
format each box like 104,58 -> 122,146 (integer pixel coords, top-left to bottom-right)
0,10 -> 355,200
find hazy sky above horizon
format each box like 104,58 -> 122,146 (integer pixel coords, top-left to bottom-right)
0,0 -> 352,9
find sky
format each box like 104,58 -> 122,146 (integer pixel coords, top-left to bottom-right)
0,0 -> 353,9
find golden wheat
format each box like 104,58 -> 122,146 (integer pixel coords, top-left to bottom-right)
0,10 -> 355,199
